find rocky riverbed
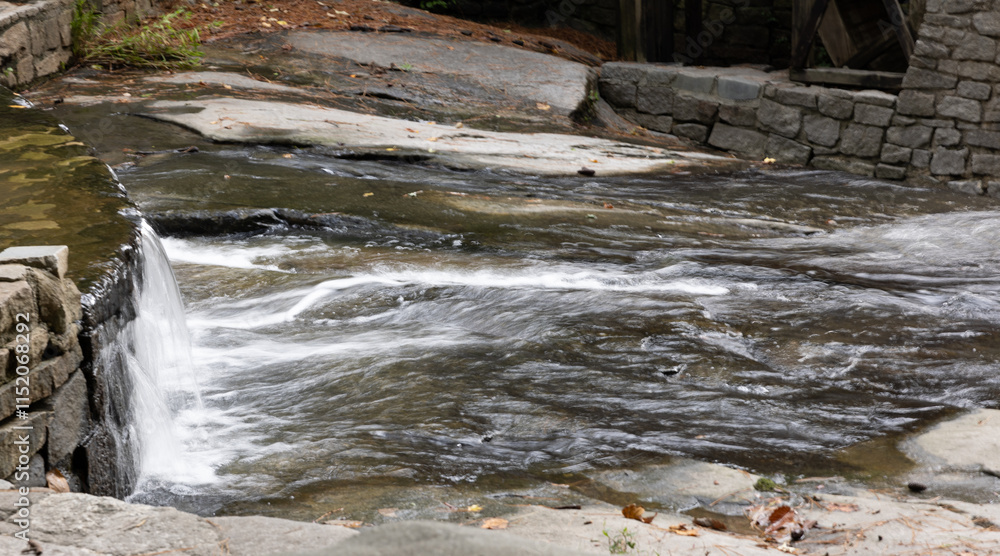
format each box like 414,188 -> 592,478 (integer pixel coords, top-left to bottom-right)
10,11 -> 1000,555
1,410 -> 999,554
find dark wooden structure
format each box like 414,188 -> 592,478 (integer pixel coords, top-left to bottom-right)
790,0 -> 914,90
618,0 -> 676,63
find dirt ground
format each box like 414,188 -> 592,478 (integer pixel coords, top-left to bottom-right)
169,0 -> 617,65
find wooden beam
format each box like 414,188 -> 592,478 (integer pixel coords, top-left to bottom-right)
789,67 -> 904,91
880,0 -> 914,60
686,0 -> 703,51
617,0 -> 638,61
641,0 -> 674,63
791,0 -> 831,70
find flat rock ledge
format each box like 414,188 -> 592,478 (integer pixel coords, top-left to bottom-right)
142,98 -> 728,176
906,408 -> 1000,477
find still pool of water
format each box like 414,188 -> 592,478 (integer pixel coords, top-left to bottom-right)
110,143 -> 1000,522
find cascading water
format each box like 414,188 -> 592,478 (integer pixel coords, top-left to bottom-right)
96,221 -> 211,497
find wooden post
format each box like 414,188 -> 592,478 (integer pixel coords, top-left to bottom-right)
641,0 -> 674,62
618,0 -> 639,61
791,0 -> 831,70
685,0 -> 703,56
880,0 -> 914,59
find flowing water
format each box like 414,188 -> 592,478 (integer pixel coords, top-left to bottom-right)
103,142 -> 1000,522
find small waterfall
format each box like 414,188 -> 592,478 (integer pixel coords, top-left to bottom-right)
95,221 -> 209,497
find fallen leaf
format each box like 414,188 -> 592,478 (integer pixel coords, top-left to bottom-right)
277,20 -> 288,25
385,148 -> 397,151
622,504 -> 645,521
405,190 -> 423,197
621,503 -> 656,523
536,103 -> 551,110
824,502 -> 859,512
377,508 -> 397,517
261,22 -> 271,27
222,84 -> 232,90
363,192 -> 374,197
427,137 -> 438,142
763,157 -> 776,164
224,175 -> 231,179
326,12 -> 337,17
209,120 -> 219,125
334,9 -> 349,15
455,122 -> 464,128
46,469 -> 70,493
282,153 -> 294,159
603,202 -> 614,209
405,128 -> 419,133
467,504 -> 483,512
481,517 -> 508,529
668,524 -> 700,536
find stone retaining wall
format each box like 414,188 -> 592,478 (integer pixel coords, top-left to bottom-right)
0,246 -> 89,491
600,1 -> 1000,197
0,0 -> 155,88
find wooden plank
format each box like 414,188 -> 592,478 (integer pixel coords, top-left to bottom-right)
816,0 -> 853,66
641,0 -> 673,63
880,0 -> 914,59
791,0 -> 831,69
789,67 -> 904,90
617,0 -> 638,61
685,0 -> 703,49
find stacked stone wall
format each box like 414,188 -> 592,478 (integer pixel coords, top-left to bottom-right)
601,0 -> 1000,197
0,0 -> 155,88
0,246 -> 89,491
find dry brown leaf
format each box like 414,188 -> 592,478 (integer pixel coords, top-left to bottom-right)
693,516 -> 727,531
481,517 -> 508,529
668,524 -> 700,536
622,503 -> 644,521
46,469 -> 70,493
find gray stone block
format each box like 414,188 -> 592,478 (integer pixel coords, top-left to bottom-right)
875,164 -> 907,180
892,114 -> 918,126
708,124 -> 767,158
633,113 -> 673,134
912,149 -> 932,168
852,90 -> 897,107
0,409 -> 50,480
0,265 -> 27,283
914,39 -> 951,59
887,125 -> 933,148
672,123 -> 710,143
902,67 -> 959,89
839,124 -> 884,157
963,129 -> 1000,148
716,76 -> 761,101
988,181 -> 1000,198
854,104 -> 895,126
947,179 -> 986,195
937,95 -> 983,122
765,134 -> 812,165
671,95 -> 718,124
0,281 -> 35,347
953,34 -> 997,61
971,153 -> 1000,174
599,80 -> 638,109
930,147 -> 969,175
636,68 -> 676,114
898,90 -> 937,116
957,81 -> 992,100
0,246 -> 68,279
30,269 -> 75,334
673,71 -> 715,94
934,127 -> 962,146
817,93 -> 854,119
956,60 -> 1000,81
757,99 -> 801,138
881,144 -> 913,164
973,11 -> 1000,37
599,62 -> 647,84
803,114 -> 840,147
718,104 -> 757,127
774,86 -> 818,108
43,371 -> 90,464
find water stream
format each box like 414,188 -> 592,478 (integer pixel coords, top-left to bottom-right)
106,144 -> 1000,522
